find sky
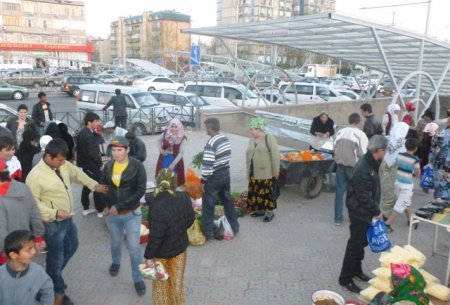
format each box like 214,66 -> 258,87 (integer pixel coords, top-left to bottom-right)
84,0 -> 450,42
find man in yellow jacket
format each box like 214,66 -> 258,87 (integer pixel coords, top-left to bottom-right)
26,139 -> 107,305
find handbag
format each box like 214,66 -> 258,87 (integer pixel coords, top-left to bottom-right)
367,219 -> 392,253
419,164 -> 433,189
138,260 -> 169,281
265,135 -> 281,200
187,219 -> 206,246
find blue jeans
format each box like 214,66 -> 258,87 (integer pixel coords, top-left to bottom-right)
106,207 -> 143,283
202,168 -> 239,239
44,218 -> 79,296
334,164 -> 354,223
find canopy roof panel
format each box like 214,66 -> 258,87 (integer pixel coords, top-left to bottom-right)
183,13 -> 450,95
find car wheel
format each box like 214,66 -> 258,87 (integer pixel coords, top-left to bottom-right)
33,83 -> 40,88
147,87 -> 155,91
177,87 -> 184,91
72,89 -> 81,97
133,123 -> 146,136
12,91 -> 23,100
47,81 -> 55,87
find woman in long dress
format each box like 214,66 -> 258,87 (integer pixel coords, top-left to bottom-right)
429,118 -> 450,201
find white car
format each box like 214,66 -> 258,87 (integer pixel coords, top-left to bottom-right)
95,74 -> 120,84
336,89 -> 360,100
132,76 -> 184,92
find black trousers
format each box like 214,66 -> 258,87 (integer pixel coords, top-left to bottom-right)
114,116 -> 127,129
339,217 -> 370,284
81,167 -> 106,212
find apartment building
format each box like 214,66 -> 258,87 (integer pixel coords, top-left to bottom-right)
0,0 -> 91,68
216,0 -> 335,63
110,10 -> 191,70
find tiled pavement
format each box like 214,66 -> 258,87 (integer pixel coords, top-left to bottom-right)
36,131 -> 450,305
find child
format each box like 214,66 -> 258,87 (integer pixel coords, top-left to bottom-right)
0,230 -> 54,305
385,138 -> 421,232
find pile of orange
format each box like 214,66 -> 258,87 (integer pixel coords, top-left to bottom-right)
280,150 -> 324,162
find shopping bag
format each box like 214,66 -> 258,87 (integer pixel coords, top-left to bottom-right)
138,260 -> 169,281
185,168 -> 203,199
367,219 -> 392,253
219,216 -> 234,240
271,178 -> 280,200
419,164 -> 434,189
187,219 -> 206,246
162,154 -> 177,173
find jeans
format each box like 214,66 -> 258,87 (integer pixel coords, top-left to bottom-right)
106,207 -> 143,283
334,164 -> 354,223
202,168 -> 239,239
114,116 -> 127,129
81,167 -> 106,212
339,217 -> 370,284
44,218 -> 79,295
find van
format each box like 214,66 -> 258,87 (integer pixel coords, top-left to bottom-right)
282,82 -> 352,103
184,81 -> 269,108
47,70 -> 83,87
1,69 -> 47,88
77,84 -> 172,135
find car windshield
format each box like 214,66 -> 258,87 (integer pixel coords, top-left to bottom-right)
132,92 -> 159,107
237,85 -> 258,98
187,95 -> 208,106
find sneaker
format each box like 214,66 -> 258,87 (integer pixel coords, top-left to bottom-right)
97,212 -> 104,218
134,281 -> 146,296
334,222 -> 342,227
109,263 -> 120,277
82,208 -> 96,216
62,295 -> 74,305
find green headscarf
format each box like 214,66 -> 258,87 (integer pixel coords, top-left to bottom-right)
154,169 -> 177,197
249,117 -> 267,131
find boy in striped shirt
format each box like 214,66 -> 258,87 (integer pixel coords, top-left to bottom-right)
385,138 -> 420,232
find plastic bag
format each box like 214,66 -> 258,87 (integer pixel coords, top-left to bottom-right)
138,260 -> 169,281
213,219 -> 224,240
187,219 -> 206,246
220,216 -> 234,240
419,164 -> 434,189
367,219 -> 392,253
185,168 -> 203,199
191,197 -> 202,208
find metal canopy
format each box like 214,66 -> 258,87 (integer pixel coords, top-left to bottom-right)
182,12 -> 450,96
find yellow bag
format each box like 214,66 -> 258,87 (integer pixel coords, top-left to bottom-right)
187,219 -> 205,246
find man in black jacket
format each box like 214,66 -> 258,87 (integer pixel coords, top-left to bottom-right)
125,132 -> 146,162
32,92 -> 53,135
360,103 -> 382,139
339,135 -> 388,293
76,112 -> 105,217
103,89 -> 128,129
102,136 -> 147,296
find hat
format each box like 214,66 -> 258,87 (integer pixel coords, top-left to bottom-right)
103,121 -> 116,128
402,114 -> 414,126
39,135 -> 53,151
249,117 -> 267,131
405,102 -> 416,112
110,136 -> 129,148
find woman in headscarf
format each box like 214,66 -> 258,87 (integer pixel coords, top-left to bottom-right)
309,111 -> 335,150
144,169 -> 195,305
382,104 -> 401,136
156,119 -> 187,187
58,123 -> 74,161
429,118 -> 450,201
420,122 -> 439,172
402,115 -> 419,141
246,117 -> 280,222
416,109 -> 434,144
44,121 -> 62,139
379,122 -> 410,230
16,130 -> 40,181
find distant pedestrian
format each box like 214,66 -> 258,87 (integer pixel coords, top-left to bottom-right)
0,230 -> 54,305
333,113 -> 368,226
103,88 -> 128,128
102,136 -> 147,296
416,109 -> 434,159
32,135 -> 52,168
126,132 -> 146,162
245,117 -> 280,222
0,136 -> 22,181
16,130 -> 40,181
360,103 -> 382,139
381,104 -> 400,136
156,119 -> 187,187
429,117 -> 450,201
103,121 -> 128,156
402,115 -> 419,141
6,104 -> 37,147
419,122 -> 439,172
76,112 -> 106,218
32,92 -> 53,135
144,169 -> 195,305
339,135 -> 388,293
201,118 -> 239,240
309,111 -> 335,150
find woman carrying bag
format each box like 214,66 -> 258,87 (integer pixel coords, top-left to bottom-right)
246,117 -> 280,222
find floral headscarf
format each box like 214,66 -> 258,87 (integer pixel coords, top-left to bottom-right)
384,122 -> 409,167
249,117 -> 267,131
423,122 -> 439,137
164,118 -> 185,145
153,169 -> 177,197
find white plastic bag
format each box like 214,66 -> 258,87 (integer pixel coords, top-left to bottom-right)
219,216 -> 234,240
191,197 -> 202,208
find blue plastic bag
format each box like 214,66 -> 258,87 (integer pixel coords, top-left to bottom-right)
367,219 -> 392,253
420,164 -> 434,189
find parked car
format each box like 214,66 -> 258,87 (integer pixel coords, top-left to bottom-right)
336,89 -> 360,100
0,103 -> 21,126
399,88 -> 426,98
184,81 -> 269,108
150,90 -> 222,126
62,76 -> 103,97
46,70 -> 83,87
132,76 -> 184,91
1,69 -> 47,88
0,80 -> 29,100
95,74 -> 120,84
77,84 -> 171,135
380,80 -> 397,96
320,79 -> 350,90
283,82 -> 352,103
